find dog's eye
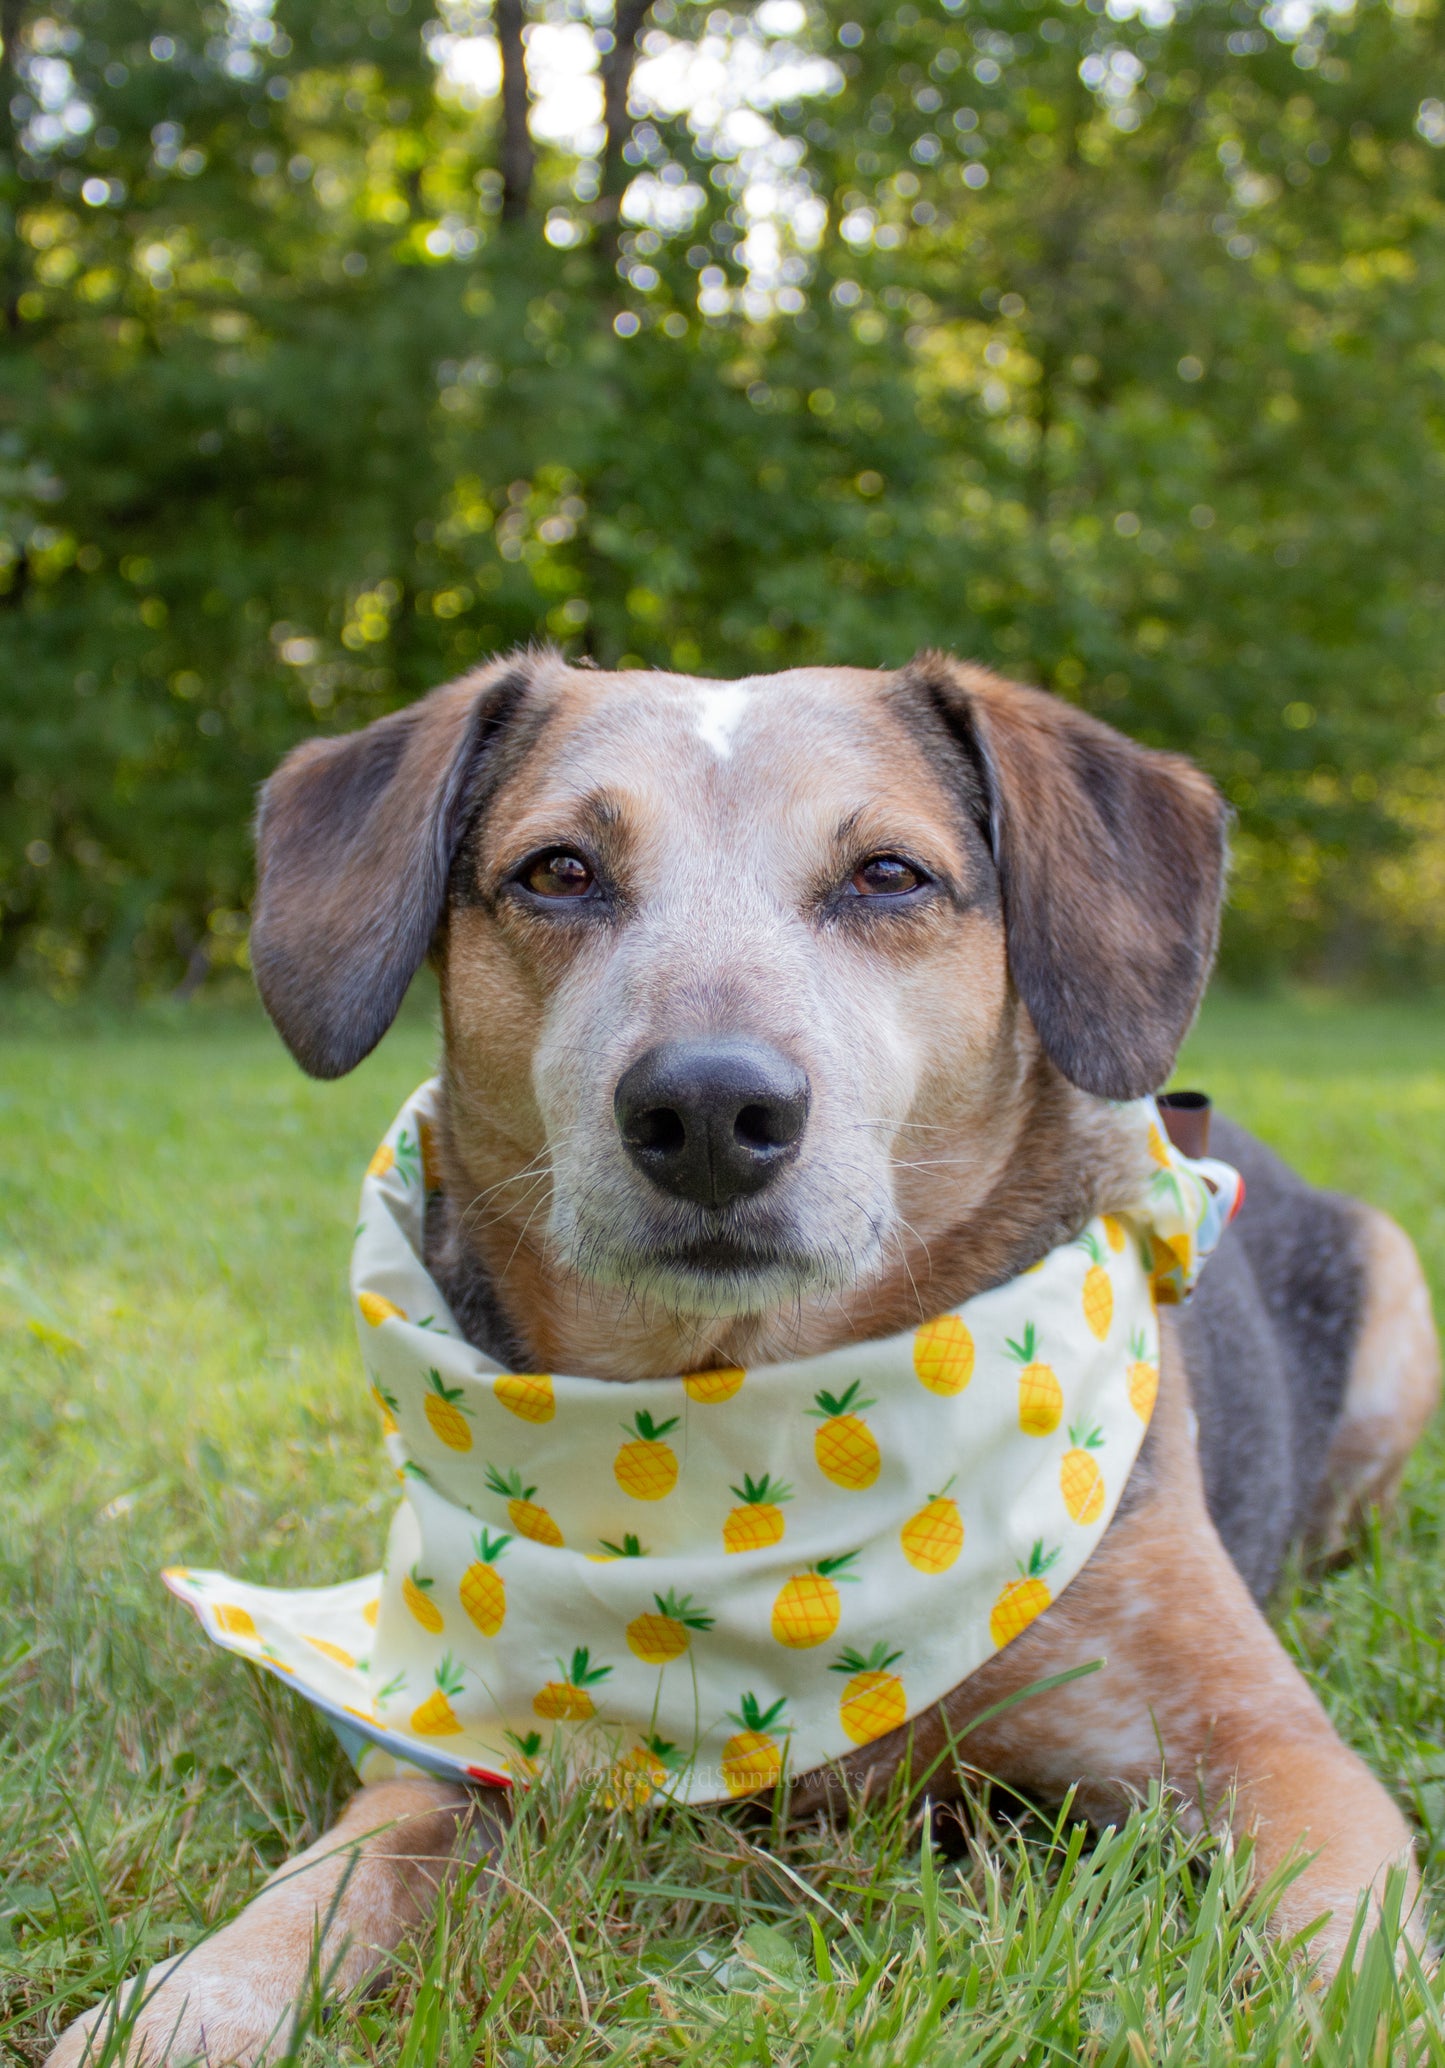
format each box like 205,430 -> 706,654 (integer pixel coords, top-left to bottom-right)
849,854 -> 925,897
522,850 -> 595,899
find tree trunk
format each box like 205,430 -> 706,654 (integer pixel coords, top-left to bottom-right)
496,0 -> 534,224
595,0 -> 651,269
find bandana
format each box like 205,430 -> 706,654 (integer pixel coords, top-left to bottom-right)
165,1081 -> 1239,1805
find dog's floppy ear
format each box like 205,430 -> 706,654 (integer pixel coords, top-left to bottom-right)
915,656 -> 1228,1100
250,663 -> 533,1079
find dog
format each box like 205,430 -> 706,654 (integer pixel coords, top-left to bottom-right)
49,652 -> 1439,2066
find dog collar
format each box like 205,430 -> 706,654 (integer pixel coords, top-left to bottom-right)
167,1082 -> 1240,1803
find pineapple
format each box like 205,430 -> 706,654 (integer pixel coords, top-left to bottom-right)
592,1532 -> 648,1562
366,1142 -> 395,1179
402,1565 -> 444,1634
1102,1213 -> 1127,1254
683,1365 -> 746,1403
614,1411 -> 681,1501
362,1597 -> 380,1627
370,1380 -> 399,1435
722,1474 -> 793,1553
304,1635 -> 357,1669
459,1530 -> 511,1636
505,1728 -> 545,1780
532,1646 -> 612,1721
607,1733 -> 678,1807
1148,1229 -> 1192,1305
493,1371 -> 555,1424
900,1484 -> 964,1573
912,1315 -> 975,1396
358,1291 -> 406,1327
1146,1119 -> 1171,1168
809,1382 -> 881,1490
393,1130 -> 422,1187
721,1693 -> 789,1797
1007,1323 -> 1063,1437
626,1590 -> 715,1665
1076,1232 -> 1114,1341
1127,1331 -> 1159,1422
831,1644 -> 907,1746
410,1656 -> 465,1735
418,1116 -> 443,1192
373,1669 -> 407,1718
214,1602 -> 259,1641
1059,1424 -> 1106,1524
423,1370 -> 473,1451
770,1553 -> 859,1648
988,1542 -> 1060,1648
485,1465 -> 564,1546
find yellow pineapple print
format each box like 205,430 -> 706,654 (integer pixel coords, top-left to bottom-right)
410,1656 -> 465,1735
626,1590 -> 714,1665
722,1474 -> 792,1553
591,1532 -> 648,1562
721,1693 -> 790,1797
1148,1228 -> 1193,1305
1147,1119 -> 1171,1168
989,1541 -> 1060,1648
367,1142 -> 395,1179
1076,1231 -> 1114,1341
614,1411 -> 680,1501
831,1644 -> 907,1746
402,1564 -> 444,1634
304,1635 -> 356,1669
1102,1213 -> 1127,1254
458,1530 -> 510,1636
485,1464 -> 564,1546
532,1646 -> 612,1721
607,1733 -> 679,1808
505,1728 -> 544,1780
418,1116 -> 443,1192
810,1382 -> 881,1490
423,1370 -> 472,1451
358,1291 -> 405,1327
683,1365 -> 746,1403
1059,1424 -> 1106,1524
912,1315 -> 975,1396
1128,1330 -> 1159,1422
214,1602 -> 258,1641
900,1482 -> 964,1573
1007,1323 -> 1063,1436
370,1380 -> 399,1435
770,1552 -> 858,1648
493,1372 -> 555,1424
362,1598 -> 380,1627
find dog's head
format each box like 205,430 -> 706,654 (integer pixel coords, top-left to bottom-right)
251,654 -> 1225,1334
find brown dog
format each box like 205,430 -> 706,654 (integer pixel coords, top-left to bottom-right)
49,653 -> 1439,2066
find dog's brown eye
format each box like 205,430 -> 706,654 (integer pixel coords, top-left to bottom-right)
850,854 -> 924,896
524,851 -> 594,898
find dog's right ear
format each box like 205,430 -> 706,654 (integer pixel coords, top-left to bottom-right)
250,664 -> 533,1078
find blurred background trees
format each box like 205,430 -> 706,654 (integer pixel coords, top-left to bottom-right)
0,0 -> 1441,994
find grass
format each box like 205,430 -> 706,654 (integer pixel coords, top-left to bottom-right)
1,989 -> 1442,2065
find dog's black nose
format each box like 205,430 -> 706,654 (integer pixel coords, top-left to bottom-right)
614,1039 -> 810,1210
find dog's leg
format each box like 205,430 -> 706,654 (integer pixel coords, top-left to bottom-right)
1309,1205 -> 1440,1557
832,1340 -> 1422,1977
46,1777 -> 501,2068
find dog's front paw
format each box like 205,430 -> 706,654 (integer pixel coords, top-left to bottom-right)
45,1943 -> 316,2068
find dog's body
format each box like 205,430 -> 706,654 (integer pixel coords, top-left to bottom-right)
49,656 -> 1438,2066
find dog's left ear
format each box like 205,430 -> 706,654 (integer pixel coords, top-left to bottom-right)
913,657 -> 1229,1101
250,661 -> 533,1079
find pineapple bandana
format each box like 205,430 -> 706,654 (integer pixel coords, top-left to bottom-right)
165,1081 -> 1240,1805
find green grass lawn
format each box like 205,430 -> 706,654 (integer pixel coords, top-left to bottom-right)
2,991 -> 1443,2065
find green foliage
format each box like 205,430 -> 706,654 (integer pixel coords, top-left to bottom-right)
0,0 -> 1442,992
1,994 -> 1442,2057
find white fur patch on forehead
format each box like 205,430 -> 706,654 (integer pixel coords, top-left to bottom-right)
691,683 -> 755,758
